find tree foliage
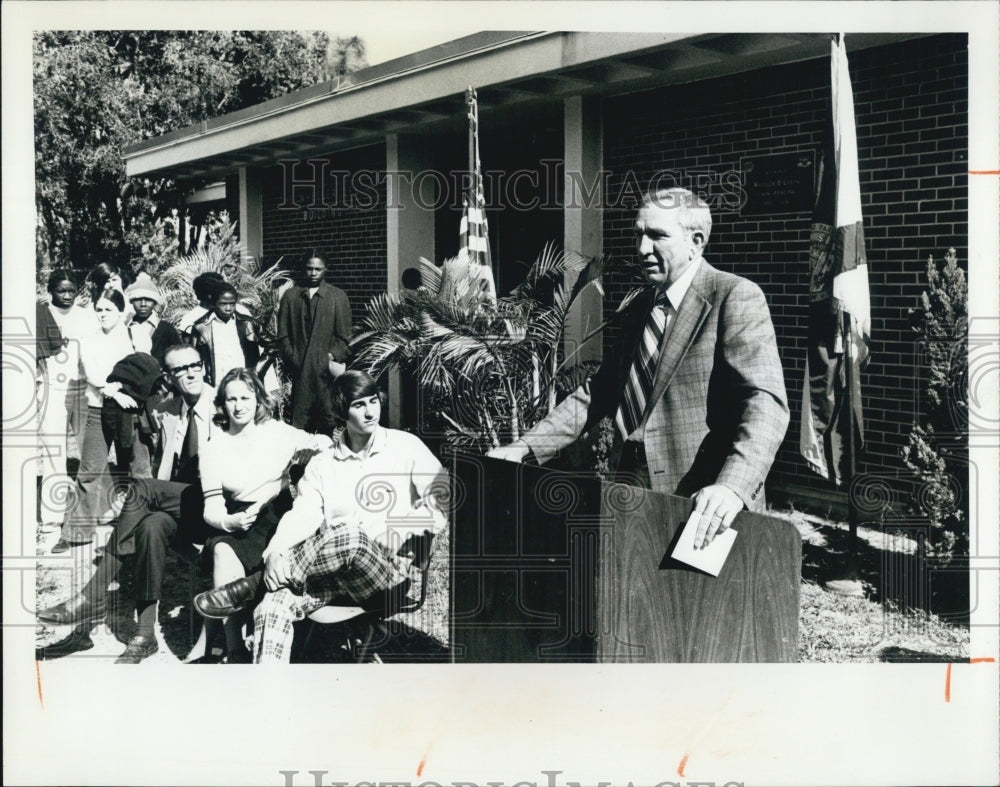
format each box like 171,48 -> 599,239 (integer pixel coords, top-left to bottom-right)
34,31 -> 366,271
901,248 -> 968,558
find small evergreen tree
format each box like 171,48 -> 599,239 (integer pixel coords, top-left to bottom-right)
901,248 -> 968,558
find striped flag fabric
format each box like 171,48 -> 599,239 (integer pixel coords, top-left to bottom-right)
800,34 -> 872,485
459,86 -> 496,296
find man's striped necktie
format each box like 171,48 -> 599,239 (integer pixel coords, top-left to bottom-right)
615,295 -> 671,440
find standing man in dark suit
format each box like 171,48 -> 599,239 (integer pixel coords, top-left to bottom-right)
277,251 -> 352,432
489,188 -> 789,548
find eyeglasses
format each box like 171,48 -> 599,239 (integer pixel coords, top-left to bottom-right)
168,360 -> 204,376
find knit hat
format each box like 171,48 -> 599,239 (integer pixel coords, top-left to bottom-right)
125,272 -> 161,304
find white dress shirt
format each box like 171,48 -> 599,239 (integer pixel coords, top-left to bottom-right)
210,314 -> 245,385
156,388 -> 216,481
264,426 -> 448,557
659,257 -> 702,341
128,313 -> 160,355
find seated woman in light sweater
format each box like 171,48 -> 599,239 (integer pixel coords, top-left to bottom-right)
195,370 -> 449,663
197,367 -> 331,662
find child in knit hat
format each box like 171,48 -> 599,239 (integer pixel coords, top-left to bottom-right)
126,272 -> 181,368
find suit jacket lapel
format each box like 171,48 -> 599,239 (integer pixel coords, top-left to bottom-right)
644,263 -> 714,419
156,397 -> 183,481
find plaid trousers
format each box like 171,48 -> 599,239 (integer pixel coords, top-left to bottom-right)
252,520 -> 414,663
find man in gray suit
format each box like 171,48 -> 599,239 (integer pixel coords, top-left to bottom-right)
489,188 -> 789,549
37,344 -> 219,662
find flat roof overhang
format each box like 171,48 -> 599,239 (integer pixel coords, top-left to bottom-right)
124,30 -> 930,184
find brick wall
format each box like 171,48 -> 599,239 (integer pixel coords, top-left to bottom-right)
260,143 -> 388,323
602,34 -> 968,507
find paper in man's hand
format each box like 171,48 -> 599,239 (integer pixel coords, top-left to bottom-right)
671,509 -> 738,576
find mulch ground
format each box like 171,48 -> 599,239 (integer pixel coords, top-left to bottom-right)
35,509 -> 968,664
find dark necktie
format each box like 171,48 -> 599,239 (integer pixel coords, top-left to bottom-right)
306,292 -> 315,333
615,296 -> 671,440
176,410 -> 199,483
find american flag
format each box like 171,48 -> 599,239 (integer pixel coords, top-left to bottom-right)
459,86 -> 495,294
800,34 -> 871,485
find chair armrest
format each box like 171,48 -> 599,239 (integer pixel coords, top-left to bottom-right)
396,531 -> 435,570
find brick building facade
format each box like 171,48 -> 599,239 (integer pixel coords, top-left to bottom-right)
124,32 -> 969,511
601,33 -> 968,505
260,143 -> 389,317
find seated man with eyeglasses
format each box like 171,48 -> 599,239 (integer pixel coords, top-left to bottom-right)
37,344 -> 220,663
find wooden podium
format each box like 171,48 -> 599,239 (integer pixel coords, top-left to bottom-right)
450,454 -> 801,662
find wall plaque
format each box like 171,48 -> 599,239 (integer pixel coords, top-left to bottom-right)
740,150 -> 816,216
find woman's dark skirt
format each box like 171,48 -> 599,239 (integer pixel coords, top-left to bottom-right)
202,488 -> 294,574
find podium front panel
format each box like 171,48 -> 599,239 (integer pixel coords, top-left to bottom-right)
450,454 -> 800,662
450,453 -> 603,662
596,483 -> 800,662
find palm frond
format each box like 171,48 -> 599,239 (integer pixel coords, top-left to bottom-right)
418,257 -> 443,294
353,336 -> 404,378
356,292 -> 406,334
354,239 -> 638,453
567,253 -> 606,306
157,218 -> 292,330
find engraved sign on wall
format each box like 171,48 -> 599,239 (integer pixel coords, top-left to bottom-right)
740,150 -> 816,215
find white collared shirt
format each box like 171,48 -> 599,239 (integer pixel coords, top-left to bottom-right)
128,313 -> 160,355
210,314 -> 245,385
178,393 -> 214,458
658,257 -> 702,337
265,426 -> 448,555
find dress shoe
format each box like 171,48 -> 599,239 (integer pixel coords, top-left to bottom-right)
51,537 -> 91,554
223,646 -> 253,664
37,595 -> 107,626
193,572 -> 264,619
36,630 -> 94,660
185,650 -> 225,665
114,635 -> 159,664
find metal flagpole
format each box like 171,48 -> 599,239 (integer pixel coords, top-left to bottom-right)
842,310 -> 860,582
466,87 -> 476,221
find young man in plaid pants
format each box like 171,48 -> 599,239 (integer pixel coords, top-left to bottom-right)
194,371 -> 447,663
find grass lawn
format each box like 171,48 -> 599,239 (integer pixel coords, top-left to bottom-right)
35,508 -> 968,664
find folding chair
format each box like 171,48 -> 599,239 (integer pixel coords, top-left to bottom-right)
299,532 -> 435,663
175,542 -> 206,648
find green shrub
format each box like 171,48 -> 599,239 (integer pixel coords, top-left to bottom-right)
901,248 -> 968,558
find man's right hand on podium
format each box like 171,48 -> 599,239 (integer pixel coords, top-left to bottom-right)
486,440 -> 531,463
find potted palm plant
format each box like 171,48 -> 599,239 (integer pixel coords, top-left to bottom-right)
352,243 -> 642,456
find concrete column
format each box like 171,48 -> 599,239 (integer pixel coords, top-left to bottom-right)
385,133 -> 436,428
237,167 -> 264,265
563,95 -> 604,366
